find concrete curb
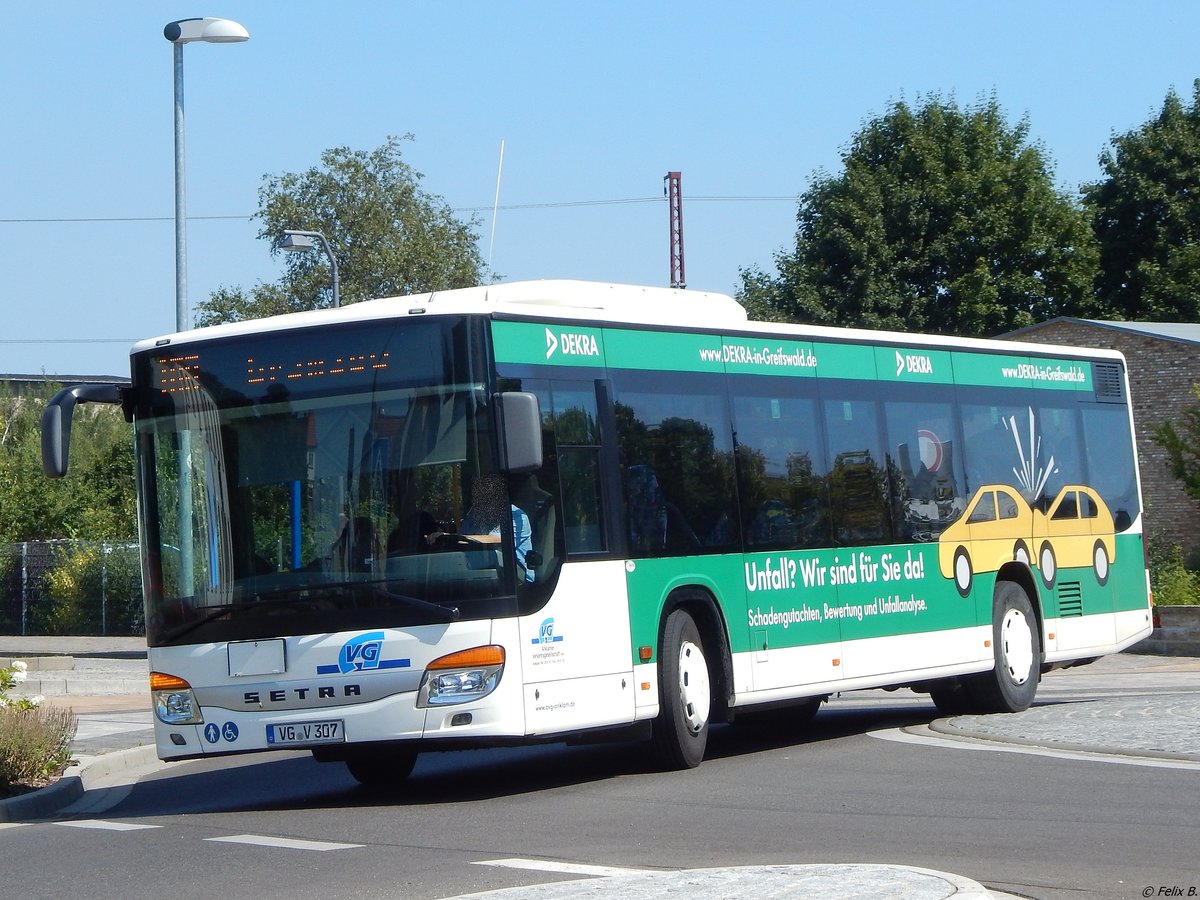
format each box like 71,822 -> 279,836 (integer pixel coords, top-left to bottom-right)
1140,605 -> 1200,657
927,717 -> 1200,763
0,743 -> 159,823
12,677 -> 149,697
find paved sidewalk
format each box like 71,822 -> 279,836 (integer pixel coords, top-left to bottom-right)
935,652 -> 1200,761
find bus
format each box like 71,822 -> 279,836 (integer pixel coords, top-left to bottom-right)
42,280 -> 1153,783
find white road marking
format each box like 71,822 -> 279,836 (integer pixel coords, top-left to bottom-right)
206,833 -> 363,851
474,857 -> 657,878
56,819 -> 160,831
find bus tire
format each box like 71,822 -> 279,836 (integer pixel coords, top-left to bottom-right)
652,608 -> 712,769
929,681 -> 975,715
967,581 -> 1040,713
345,750 -> 418,787
793,696 -> 823,725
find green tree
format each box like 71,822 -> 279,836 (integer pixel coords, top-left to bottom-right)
1085,80 -> 1200,321
1153,382 -> 1200,502
197,135 -> 484,326
739,95 -> 1098,336
0,387 -> 136,543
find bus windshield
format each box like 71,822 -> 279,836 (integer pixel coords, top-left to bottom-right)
132,316 -> 522,646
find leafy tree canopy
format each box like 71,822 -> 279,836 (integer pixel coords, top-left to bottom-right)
0,387 -> 136,543
1085,80 -> 1200,322
739,95 -> 1099,336
1153,382 -> 1200,503
197,136 -> 484,326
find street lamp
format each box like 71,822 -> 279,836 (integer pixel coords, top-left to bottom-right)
280,229 -> 341,309
164,17 -> 249,332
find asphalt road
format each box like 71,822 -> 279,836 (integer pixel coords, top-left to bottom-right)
3,688 -> 1197,900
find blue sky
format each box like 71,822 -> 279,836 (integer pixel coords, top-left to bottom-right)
4,2 -> 1200,376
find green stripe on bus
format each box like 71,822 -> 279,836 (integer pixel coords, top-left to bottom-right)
873,346 -> 955,385
492,320 -> 1096,393
492,320 -> 607,368
624,532 -> 1145,665
603,328 -> 724,373
951,351 -> 1093,391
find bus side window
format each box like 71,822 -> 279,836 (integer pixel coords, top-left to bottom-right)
613,373 -> 737,558
512,472 -> 557,569
558,449 -> 604,552
823,397 -> 892,547
884,396 -> 966,541
624,463 -> 667,555
732,391 -> 830,551
549,382 -> 605,556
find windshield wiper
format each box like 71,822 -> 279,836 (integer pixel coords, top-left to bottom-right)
159,579 -> 459,644
295,579 -> 460,624
160,593 -> 333,644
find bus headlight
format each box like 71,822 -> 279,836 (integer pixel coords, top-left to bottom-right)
150,671 -> 203,725
417,645 -> 505,707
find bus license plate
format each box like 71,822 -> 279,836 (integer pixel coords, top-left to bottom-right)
266,720 -> 344,746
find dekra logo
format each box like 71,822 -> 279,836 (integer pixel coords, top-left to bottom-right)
546,327 -> 600,359
895,350 -> 933,376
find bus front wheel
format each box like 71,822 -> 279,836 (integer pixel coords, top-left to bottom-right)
344,750 -> 418,788
652,608 -> 712,770
967,581 -> 1040,713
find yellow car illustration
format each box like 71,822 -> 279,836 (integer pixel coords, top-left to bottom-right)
940,483 -> 1118,596
1031,484 -> 1117,590
938,484 -> 1035,597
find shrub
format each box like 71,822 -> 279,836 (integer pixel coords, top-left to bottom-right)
1147,530 -> 1200,606
0,705 -> 77,790
42,543 -> 143,635
0,662 -> 78,794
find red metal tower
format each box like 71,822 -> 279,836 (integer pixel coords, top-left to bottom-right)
664,171 -> 685,289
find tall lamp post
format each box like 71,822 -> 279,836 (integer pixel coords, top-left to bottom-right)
163,17 -> 248,597
280,229 -> 341,308
164,17 -> 249,332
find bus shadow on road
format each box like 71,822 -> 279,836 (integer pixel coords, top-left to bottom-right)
706,701 -> 941,760
95,700 -> 946,817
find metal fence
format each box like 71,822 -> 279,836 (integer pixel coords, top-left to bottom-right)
0,541 -> 144,636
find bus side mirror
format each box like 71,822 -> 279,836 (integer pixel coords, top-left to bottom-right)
42,383 -> 124,478
494,391 -> 543,474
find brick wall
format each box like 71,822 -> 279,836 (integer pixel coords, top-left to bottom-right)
1002,322 -> 1200,559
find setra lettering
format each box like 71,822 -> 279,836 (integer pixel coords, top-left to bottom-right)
243,683 -> 362,705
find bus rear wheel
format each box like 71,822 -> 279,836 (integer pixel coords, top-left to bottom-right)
652,608 -> 712,770
966,581 -> 1040,713
929,682 -> 976,715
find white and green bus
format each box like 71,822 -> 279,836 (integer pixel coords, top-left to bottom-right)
43,280 -> 1153,783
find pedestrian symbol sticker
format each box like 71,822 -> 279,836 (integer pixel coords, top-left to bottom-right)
204,722 -> 240,743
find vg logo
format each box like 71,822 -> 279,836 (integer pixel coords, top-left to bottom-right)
532,617 -> 565,646
316,631 -> 411,676
338,631 -> 385,673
